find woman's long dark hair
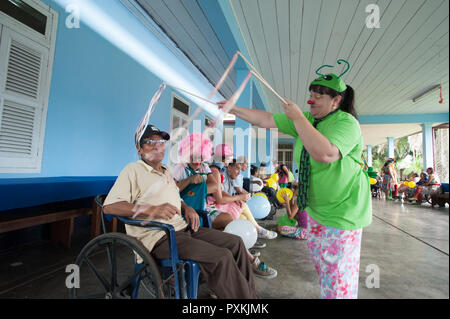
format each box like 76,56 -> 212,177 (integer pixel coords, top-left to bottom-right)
309,84 -> 358,120
277,163 -> 287,177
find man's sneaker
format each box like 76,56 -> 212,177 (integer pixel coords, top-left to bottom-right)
252,257 -> 277,279
249,249 -> 260,257
251,240 -> 266,249
258,227 -> 278,239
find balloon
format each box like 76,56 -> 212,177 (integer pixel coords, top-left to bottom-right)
266,178 -> 277,190
369,178 -> 377,185
270,173 -> 279,182
246,195 -> 271,219
224,220 -> 257,249
408,181 -> 416,188
253,192 -> 268,200
276,188 -> 293,203
266,178 -> 275,187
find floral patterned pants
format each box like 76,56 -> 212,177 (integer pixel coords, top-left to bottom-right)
306,215 -> 363,299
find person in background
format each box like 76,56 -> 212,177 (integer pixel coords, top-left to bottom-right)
210,144 -> 234,175
208,159 -> 278,279
258,163 -> 269,180
405,172 -> 428,201
381,158 -> 399,200
412,167 -> 441,204
397,172 -> 419,198
276,163 -> 290,188
249,165 -> 264,193
233,156 -> 250,196
171,133 -> 218,221
276,184 -> 308,240
221,160 -> 278,240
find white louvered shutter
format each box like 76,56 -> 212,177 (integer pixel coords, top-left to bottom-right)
0,27 -> 49,172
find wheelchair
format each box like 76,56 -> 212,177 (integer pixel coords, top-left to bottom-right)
371,182 -> 381,198
69,194 -> 211,299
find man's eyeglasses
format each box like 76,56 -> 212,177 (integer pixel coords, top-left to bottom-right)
141,139 -> 168,146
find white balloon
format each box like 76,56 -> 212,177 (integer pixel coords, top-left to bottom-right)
224,220 -> 257,249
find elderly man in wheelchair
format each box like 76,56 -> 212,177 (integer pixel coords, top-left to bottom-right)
71,125 -> 257,299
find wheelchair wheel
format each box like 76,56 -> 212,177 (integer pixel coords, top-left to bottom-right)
70,232 -> 165,299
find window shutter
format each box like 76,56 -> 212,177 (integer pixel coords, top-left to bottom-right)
0,99 -> 36,156
0,27 -> 48,172
5,39 -> 41,99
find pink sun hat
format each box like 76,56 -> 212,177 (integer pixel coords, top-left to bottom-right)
179,132 -> 214,162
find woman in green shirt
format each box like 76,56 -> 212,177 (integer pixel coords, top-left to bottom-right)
217,65 -> 372,299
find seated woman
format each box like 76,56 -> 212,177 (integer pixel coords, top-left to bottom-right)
397,172 -> 419,197
208,159 -> 277,239
249,165 -> 264,194
173,136 -> 277,279
171,133 -> 218,218
210,144 -> 234,174
405,172 -> 427,201
412,168 -> 441,204
276,184 -> 308,240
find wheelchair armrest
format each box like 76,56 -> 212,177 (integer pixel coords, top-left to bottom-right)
117,217 -> 180,272
195,210 -> 212,228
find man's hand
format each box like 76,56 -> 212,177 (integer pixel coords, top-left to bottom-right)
183,205 -> 200,232
134,203 -> 181,225
189,174 -> 204,184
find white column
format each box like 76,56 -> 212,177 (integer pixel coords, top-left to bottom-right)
367,145 -> 373,167
422,123 -> 434,170
387,137 -> 395,159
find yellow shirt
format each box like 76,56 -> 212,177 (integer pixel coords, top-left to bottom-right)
104,160 -> 188,253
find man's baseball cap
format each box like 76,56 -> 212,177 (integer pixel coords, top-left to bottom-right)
138,124 -> 170,146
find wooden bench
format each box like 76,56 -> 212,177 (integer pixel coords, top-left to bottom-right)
0,177 -> 116,248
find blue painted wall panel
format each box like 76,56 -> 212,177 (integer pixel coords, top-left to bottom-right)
0,0 -> 212,178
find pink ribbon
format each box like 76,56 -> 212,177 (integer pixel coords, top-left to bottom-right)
135,83 -> 166,149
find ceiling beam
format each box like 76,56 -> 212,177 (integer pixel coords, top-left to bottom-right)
359,113 -> 449,125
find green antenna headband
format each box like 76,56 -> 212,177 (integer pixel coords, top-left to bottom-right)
310,59 -> 350,93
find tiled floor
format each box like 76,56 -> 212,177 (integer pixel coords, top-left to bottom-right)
0,199 -> 448,299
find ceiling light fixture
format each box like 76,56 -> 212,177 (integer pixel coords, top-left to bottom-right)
412,84 -> 441,103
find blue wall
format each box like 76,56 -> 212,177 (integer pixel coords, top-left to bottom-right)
0,0 -> 214,178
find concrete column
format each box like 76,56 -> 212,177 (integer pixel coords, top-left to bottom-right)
367,145 -> 373,167
422,122 -> 434,170
387,137 -> 395,159
234,68 -> 252,178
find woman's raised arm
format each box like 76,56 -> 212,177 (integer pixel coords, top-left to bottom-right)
217,102 -> 277,129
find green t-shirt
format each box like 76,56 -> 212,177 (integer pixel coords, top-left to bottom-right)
278,213 -> 298,227
273,111 -> 372,230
